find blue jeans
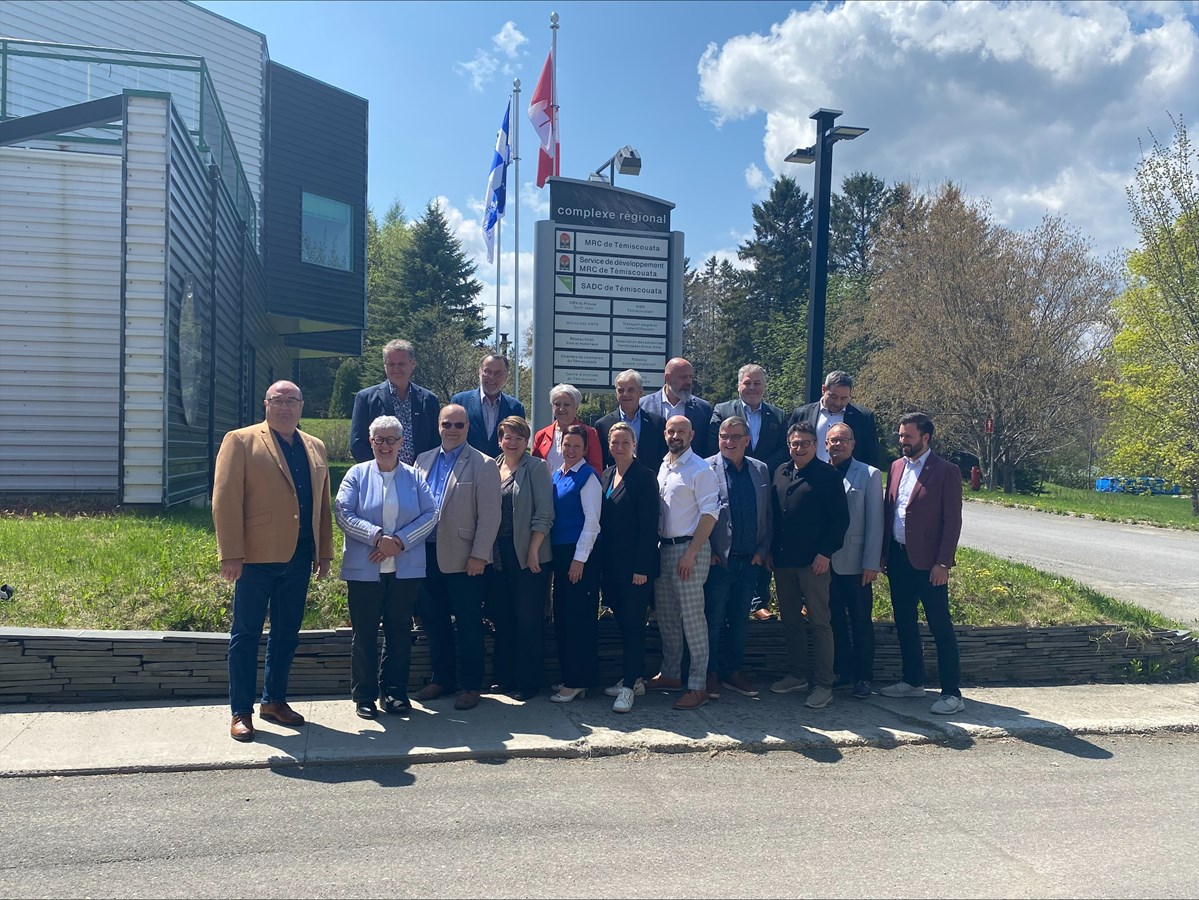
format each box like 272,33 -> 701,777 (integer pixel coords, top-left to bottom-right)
228,541 -> 313,716
704,556 -> 759,676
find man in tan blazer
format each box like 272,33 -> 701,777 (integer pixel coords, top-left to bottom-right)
413,403 -> 501,710
213,380 -> 333,743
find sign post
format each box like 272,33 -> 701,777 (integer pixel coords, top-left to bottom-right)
531,177 -> 683,432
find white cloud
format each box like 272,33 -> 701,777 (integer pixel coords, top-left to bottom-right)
457,22 -> 527,91
744,162 -> 769,193
698,1 -> 1199,257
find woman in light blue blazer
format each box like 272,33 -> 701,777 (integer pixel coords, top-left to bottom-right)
335,415 -> 438,720
485,416 -> 554,700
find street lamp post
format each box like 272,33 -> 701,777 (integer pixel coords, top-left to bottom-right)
592,145 -> 641,186
786,108 -> 868,403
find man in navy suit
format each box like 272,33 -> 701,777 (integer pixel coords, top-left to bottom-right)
350,339 -> 441,464
879,412 -> 965,715
451,354 -> 526,458
709,364 -> 788,474
787,370 -> 879,468
594,369 -> 667,470
639,357 -> 714,459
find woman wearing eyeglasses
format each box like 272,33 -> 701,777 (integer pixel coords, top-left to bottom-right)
335,415 -> 438,719
532,383 -> 603,472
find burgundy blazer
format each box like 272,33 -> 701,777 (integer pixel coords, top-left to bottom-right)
883,452 -> 963,571
532,421 -> 603,473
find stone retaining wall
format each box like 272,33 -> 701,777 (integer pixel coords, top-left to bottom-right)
2,623 -> 1195,704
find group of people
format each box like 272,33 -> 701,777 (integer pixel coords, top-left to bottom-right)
212,340 -> 965,744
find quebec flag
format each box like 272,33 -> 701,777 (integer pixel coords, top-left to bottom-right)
483,101 -> 511,265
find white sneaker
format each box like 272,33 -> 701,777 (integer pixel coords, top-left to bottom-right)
612,686 -> 636,713
930,695 -> 965,715
879,681 -> 926,699
604,677 -> 645,698
770,674 -> 810,694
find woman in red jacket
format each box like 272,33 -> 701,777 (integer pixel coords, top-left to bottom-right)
532,383 -> 602,472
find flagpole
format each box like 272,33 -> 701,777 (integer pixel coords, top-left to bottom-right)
550,11 -> 559,177
493,217 -> 501,352
511,78 -> 521,398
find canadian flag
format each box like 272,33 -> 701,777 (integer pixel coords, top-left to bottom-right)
527,48 -> 558,188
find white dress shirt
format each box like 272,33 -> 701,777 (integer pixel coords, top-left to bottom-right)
563,459 -> 602,563
892,448 -> 930,545
657,447 -> 721,538
815,403 -> 845,462
378,467 -> 398,574
660,388 -> 688,421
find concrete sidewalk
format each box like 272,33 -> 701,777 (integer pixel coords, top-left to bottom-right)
2,682 -> 1197,778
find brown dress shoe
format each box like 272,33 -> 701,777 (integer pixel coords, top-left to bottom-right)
674,689 -> 709,710
230,714 -> 254,742
645,673 -> 684,692
722,671 -> 760,697
454,690 -> 481,710
751,608 -> 776,621
706,672 -> 721,700
416,683 -> 449,702
259,701 -> 305,726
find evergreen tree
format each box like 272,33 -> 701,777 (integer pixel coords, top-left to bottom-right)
398,200 -> 487,345
737,175 -> 812,322
830,171 -> 891,276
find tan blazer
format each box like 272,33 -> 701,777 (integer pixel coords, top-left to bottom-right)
212,423 -> 334,565
415,443 -> 501,573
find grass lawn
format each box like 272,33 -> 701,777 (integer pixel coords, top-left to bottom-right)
967,482 -> 1198,530
0,506 -> 1185,635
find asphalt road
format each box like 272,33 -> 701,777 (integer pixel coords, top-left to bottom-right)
1,735 -> 1197,898
960,501 -> 1199,626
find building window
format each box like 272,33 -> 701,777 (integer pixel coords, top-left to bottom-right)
301,192 -> 352,271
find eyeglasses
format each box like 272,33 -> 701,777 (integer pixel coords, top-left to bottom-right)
439,421 -> 467,430
827,436 -> 852,444
370,436 -> 401,445
266,397 -> 303,407
789,439 -> 815,449
719,433 -> 748,441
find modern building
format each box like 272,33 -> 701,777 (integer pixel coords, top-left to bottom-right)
0,0 -> 367,505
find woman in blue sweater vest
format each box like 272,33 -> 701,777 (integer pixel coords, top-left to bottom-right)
549,424 -> 602,702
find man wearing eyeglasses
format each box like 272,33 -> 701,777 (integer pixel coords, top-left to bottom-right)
768,421 -> 849,709
350,339 -> 441,464
413,404 -> 501,711
451,354 -> 526,458
213,381 -> 334,743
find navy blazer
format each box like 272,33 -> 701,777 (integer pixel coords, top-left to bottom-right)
788,401 -> 880,468
350,380 -> 441,463
597,462 -> 661,583
450,388 -> 526,458
639,390 -> 714,459
594,408 -> 668,471
709,398 -> 788,474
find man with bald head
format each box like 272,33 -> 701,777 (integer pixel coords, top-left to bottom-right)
640,357 -> 714,459
649,415 -> 721,710
213,381 -> 334,743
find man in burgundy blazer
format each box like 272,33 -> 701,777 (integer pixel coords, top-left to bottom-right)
880,412 -> 965,715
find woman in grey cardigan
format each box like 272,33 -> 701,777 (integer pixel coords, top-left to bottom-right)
485,415 -> 555,700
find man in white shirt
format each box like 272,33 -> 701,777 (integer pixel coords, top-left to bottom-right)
647,416 -> 721,710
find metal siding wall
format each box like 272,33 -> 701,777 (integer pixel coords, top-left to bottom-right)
121,95 -> 171,504
211,179 -> 244,438
164,107 -> 212,506
0,0 -> 266,213
0,148 -> 122,492
263,63 -> 366,332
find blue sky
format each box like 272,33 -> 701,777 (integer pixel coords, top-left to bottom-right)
195,0 -> 1199,341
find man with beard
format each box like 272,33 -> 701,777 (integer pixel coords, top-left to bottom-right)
787,370 -> 879,467
879,412 -> 966,715
640,357 -> 714,459
647,415 -> 720,710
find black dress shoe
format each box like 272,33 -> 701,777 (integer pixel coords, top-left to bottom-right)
512,689 -> 538,701
355,701 -> 378,720
380,694 -> 411,715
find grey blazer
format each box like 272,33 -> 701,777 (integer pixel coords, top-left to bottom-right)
415,444 -> 502,573
497,452 -> 555,569
830,458 -> 884,576
705,453 -> 773,565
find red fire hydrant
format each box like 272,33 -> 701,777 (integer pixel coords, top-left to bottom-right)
970,466 -> 982,491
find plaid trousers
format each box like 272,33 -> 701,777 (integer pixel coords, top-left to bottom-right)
654,541 -> 712,690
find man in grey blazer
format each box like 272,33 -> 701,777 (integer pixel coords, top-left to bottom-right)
826,422 -> 884,699
708,364 -> 787,473
413,404 -> 502,710
704,415 -> 772,700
